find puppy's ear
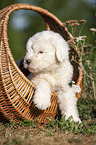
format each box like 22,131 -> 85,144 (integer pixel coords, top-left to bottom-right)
52,35 -> 70,62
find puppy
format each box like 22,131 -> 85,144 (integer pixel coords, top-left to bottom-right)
24,30 -> 81,123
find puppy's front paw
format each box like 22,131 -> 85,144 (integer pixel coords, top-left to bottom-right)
74,118 -> 82,124
33,92 -> 51,110
65,115 -> 81,124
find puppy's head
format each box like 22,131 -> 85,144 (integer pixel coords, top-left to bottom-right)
24,30 -> 70,73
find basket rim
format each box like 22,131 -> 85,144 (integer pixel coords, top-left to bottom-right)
0,3 -> 83,123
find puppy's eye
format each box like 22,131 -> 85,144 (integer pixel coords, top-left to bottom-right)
39,51 -> 43,54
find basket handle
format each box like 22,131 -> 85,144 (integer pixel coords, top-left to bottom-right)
0,3 -> 73,41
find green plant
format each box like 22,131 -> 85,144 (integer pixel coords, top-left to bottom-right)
65,20 -> 96,99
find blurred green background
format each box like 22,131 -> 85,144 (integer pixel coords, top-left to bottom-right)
0,0 -> 96,60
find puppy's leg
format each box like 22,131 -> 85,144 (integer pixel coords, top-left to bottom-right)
58,86 -> 81,123
33,79 -> 51,110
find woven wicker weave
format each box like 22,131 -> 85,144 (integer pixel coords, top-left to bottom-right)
0,3 -> 83,124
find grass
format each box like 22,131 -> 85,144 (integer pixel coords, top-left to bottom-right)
0,114 -> 96,145
0,20 -> 96,144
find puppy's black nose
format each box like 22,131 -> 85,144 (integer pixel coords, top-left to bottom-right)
26,59 -> 31,65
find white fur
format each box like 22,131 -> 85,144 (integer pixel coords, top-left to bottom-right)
24,30 -> 81,123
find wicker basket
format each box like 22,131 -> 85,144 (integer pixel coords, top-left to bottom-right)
0,3 -> 83,124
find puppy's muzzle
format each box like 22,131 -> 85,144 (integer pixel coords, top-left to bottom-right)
26,59 -> 31,65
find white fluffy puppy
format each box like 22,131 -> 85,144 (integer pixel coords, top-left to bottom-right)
24,30 -> 81,123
